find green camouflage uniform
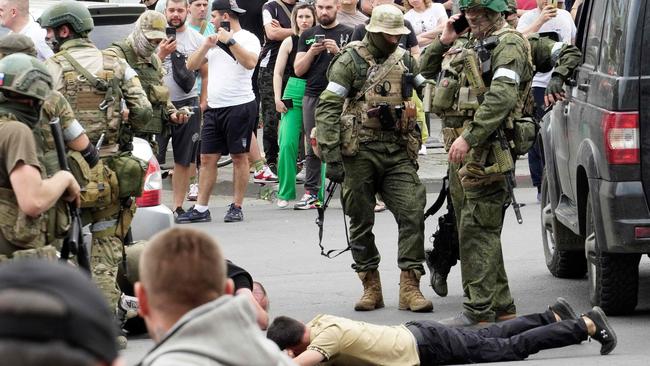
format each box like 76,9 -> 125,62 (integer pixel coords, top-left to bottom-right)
316,40 -> 426,274
420,18 -> 534,321
45,39 -> 152,311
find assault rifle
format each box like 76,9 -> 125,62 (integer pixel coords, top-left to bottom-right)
49,117 -> 91,272
495,128 -> 523,224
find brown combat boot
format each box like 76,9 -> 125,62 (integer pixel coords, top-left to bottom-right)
399,270 -> 434,312
354,270 -> 384,311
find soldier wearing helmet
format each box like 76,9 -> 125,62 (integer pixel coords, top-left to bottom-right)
37,0 -> 152,348
315,4 -> 432,313
0,53 -> 81,261
419,0 -> 534,326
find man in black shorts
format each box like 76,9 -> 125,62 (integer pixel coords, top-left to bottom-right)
183,0 -> 261,223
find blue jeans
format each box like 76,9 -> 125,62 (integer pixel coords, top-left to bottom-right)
528,87 -> 546,190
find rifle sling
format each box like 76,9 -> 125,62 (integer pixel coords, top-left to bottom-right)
317,181 -> 351,259
424,175 -> 449,220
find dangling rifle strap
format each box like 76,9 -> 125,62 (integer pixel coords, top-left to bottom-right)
316,181 -> 351,258
424,175 -> 449,220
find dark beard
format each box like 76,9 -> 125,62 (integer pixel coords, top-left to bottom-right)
319,15 -> 334,27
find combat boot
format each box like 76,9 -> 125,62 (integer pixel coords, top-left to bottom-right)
354,270 -> 384,311
399,270 -> 434,312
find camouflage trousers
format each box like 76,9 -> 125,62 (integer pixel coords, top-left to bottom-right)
257,67 -> 279,165
90,215 -> 124,313
342,143 -> 426,274
455,175 -> 515,322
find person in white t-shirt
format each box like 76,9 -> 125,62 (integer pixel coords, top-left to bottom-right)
184,0 -> 261,224
403,0 -> 448,48
0,0 -> 53,60
517,0 -> 576,200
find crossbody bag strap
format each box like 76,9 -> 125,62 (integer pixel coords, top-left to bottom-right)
274,0 -> 292,20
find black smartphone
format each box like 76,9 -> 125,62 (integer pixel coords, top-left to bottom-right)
538,31 -> 560,42
282,98 -> 294,109
452,14 -> 469,34
165,26 -> 176,41
220,21 -> 230,32
314,34 -> 325,44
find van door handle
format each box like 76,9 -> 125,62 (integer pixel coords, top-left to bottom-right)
577,83 -> 590,92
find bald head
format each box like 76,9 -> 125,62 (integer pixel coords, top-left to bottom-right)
0,0 -> 29,31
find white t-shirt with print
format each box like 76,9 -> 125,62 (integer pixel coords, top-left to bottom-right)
206,29 -> 261,108
517,8 -> 576,88
404,4 -> 448,36
162,26 -> 205,101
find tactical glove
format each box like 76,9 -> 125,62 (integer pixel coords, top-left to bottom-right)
545,76 -> 565,97
326,162 -> 345,183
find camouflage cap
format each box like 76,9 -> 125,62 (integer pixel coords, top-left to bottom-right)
505,0 -> 517,13
0,34 -> 37,58
138,10 -> 167,40
365,4 -> 411,36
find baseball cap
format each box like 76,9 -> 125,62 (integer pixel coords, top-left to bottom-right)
0,260 -> 118,363
139,10 -> 167,40
211,0 -> 246,14
0,34 -> 37,57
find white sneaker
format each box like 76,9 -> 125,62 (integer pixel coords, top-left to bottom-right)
418,145 -> 427,155
296,168 -> 306,183
277,199 -> 289,208
253,165 -> 278,183
186,183 -> 199,201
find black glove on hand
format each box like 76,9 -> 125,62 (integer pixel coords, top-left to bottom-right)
545,76 -> 565,97
326,162 -> 345,183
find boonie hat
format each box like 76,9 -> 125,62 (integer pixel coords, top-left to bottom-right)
139,10 -> 167,40
211,0 -> 246,14
0,34 -> 37,57
365,4 -> 411,36
0,260 -> 118,363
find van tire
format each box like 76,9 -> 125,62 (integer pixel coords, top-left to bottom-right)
586,192 -> 641,315
541,173 -> 587,278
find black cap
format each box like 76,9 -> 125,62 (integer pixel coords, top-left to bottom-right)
212,0 -> 246,14
0,260 -> 118,363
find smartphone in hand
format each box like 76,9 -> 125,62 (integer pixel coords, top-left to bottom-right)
282,99 -> 294,109
165,26 -> 176,41
220,21 -> 231,32
452,15 -> 469,34
314,34 -> 325,44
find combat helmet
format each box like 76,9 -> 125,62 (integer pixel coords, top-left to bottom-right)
37,0 -> 94,35
458,0 -> 508,13
0,53 -> 52,101
365,4 -> 411,35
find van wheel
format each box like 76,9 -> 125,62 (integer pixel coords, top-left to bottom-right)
540,173 -> 586,278
586,192 -> 641,315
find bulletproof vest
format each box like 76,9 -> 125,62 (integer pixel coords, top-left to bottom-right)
0,116 -> 69,254
51,49 -> 125,147
344,42 -> 414,137
433,26 -> 534,127
111,41 -> 168,134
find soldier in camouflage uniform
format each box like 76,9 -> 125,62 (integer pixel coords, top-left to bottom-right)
105,10 -> 190,148
37,1 -> 152,344
424,0 -> 582,300
0,53 -> 81,261
419,0 -> 533,326
316,5 -> 432,313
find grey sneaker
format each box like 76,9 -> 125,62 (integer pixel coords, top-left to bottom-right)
439,312 -> 492,327
224,203 -> 243,222
549,297 -> 578,321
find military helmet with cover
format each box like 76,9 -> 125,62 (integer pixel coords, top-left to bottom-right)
365,4 -> 411,36
37,0 -> 94,35
0,53 -> 52,101
505,0 -> 517,14
458,0 -> 508,13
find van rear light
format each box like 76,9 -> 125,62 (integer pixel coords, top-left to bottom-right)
602,112 -> 639,164
635,227 -> 650,239
135,157 -> 162,207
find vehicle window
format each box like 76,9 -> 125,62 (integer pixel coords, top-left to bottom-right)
90,24 -> 137,50
598,0 -> 637,76
582,0 -> 607,69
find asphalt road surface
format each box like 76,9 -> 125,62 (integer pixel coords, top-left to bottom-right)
122,187 -> 650,365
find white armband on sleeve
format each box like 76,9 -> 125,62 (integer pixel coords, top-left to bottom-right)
124,65 -> 138,81
414,74 -> 426,87
492,67 -> 520,84
62,119 -> 85,142
550,42 -> 564,64
325,82 -> 349,97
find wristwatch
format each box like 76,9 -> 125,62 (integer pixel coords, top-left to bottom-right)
226,38 -> 237,47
